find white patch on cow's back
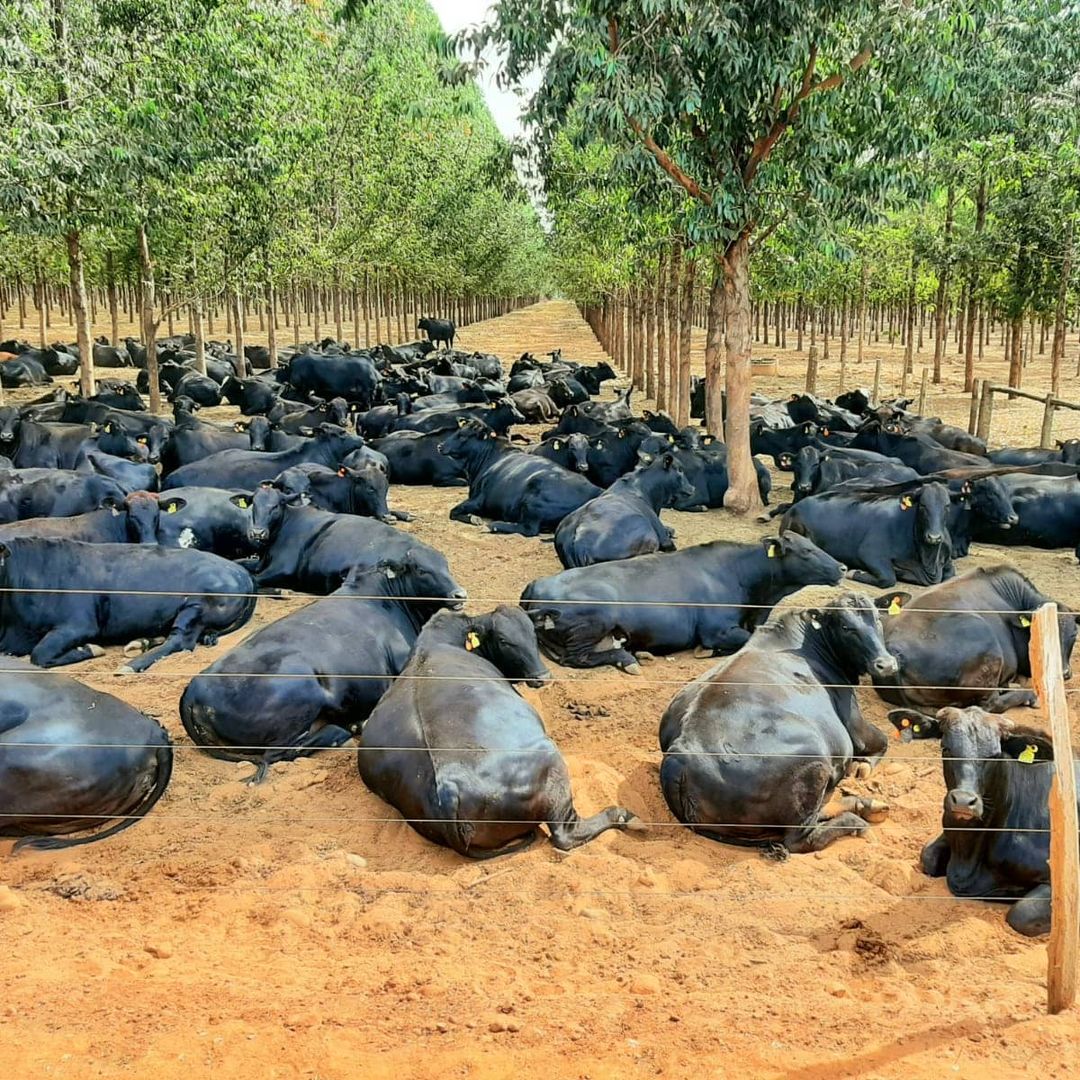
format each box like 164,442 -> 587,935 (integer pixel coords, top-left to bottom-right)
178,527 -> 198,549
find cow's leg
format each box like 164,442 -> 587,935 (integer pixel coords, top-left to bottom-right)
755,502 -> 791,523
820,792 -> 889,823
1006,884 -> 1051,937
389,509 -> 413,522
118,601 -> 205,673
585,641 -> 641,673
449,499 -> 485,526
250,724 -> 353,784
547,805 -> 642,850
29,625 -> 104,668
920,833 -> 951,876
695,623 -> 751,657
847,563 -> 898,588
983,688 -> 1038,712
835,692 -> 889,773
784,811 -> 870,852
488,520 -> 541,537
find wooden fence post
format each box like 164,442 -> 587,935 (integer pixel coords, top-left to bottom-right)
871,350 -> 882,406
805,345 -> 818,394
917,366 -> 929,418
976,381 -> 994,442
1040,394 -> 1056,450
968,378 -> 981,435
1030,603 -> 1079,1015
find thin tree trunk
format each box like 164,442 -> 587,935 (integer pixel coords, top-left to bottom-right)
106,251 -> 120,347
962,174 -> 987,391
266,273 -> 277,371
903,255 -> 918,377
1051,220 -> 1073,396
677,251 -> 695,428
838,290 -> 849,392
645,270 -> 657,401
1008,312 -> 1024,388
66,230 -> 94,398
703,254 -> 726,440
666,240 -> 682,421
656,255 -> 668,412
932,185 -> 955,384
722,231 -> 760,513
137,223 -> 161,413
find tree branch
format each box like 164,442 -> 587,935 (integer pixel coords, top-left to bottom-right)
744,43 -> 872,186
609,16 -> 712,205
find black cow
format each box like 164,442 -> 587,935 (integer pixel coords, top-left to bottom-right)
0,660 -> 172,850
417,317 -> 455,349
579,387 -> 634,425
554,453 -> 694,568
221,375 -> 280,416
579,421 -> 657,488
851,422 -> 988,473
545,375 -> 590,409
249,494 -> 454,594
750,420 -> 820,465
359,606 -> 639,857
124,488 -> 260,558
0,470 -> 127,523
275,397 -> 351,433
90,384 -> 145,412
639,434 -> 773,511
521,532 -> 845,672
180,556 -> 466,779
782,481 -> 954,587
162,425 -> 364,491
572,361 -> 618,397
988,439 -> 1080,467
409,387 -> 489,412
287,353 -> 381,408
92,342 -> 133,367
529,433 -> 591,474
372,431 -> 467,486
0,355 -> 51,387
893,417 -> 988,456
890,706 -> 1078,936
171,370 -> 223,407
436,420 -> 601,535
511,388 -> 559,422
0,506 -> 135,544
970,472 -> 1080,549
660,594 -> 895,852
81,449 -> 158,495
789,445 -> 919,500
272,460 -> 409,522
871,567 -> 1077,712
390,399 -> 524,437
160,416 -> 273,473
0,537 -> 255,671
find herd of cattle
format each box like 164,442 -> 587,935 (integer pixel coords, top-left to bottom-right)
0,324 -> 1078,939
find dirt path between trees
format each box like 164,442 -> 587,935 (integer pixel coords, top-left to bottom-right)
2,301 -> 1078,1079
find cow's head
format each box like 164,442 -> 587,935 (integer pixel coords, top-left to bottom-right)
956,476 -> 1018,529
804,593 -> 897,681
911,482 -> 951,547
433,605 -> 550,687
1057,438 -> 1080,466
125,491 -> 166,543
763,531 -> 845,586
791,445 -> 822,497
248,483 -> 302,546
246,415 -> 272,452
0,406 -> 21,444
437,419 -> 492,458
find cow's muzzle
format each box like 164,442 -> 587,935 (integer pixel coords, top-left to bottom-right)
872,655 -> 899,676
526,670 -> 553,689
449,589 -> 467,610
944,789 -> 982,821
925,532 -> 944,545
248,527 -> 270,544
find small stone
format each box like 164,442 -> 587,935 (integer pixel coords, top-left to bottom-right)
579,907 -> 606,920
436,1023 -> 449,1034
629,973 -> 661,995
0,886 -> 24,912
505,1021 -> 521,1033
345,854 -> 367,868
145,943 -> 173,960
488,1020 -> 506,1033
827,982 -> 848,998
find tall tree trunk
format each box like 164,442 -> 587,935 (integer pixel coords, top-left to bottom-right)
1008,311 -> 1024,388
137,223 -> 161,413
655,255 -> 668,412
703,254 -> 726,440
677,252 -> 695,428
722,231 -> 761,513
645,271 -> 656,401
856,258 -> 868,365
266,271 -> 277,371
796,295 -> 804,352
932,185 -> 955,384
107,251 -> 120,347
962,174 -> 986,390
66,230 -> 94,398
231,289 -> 245,377
838,289 -> 849,391
666,240 -> 682,421
903,254 -> 918,377
35,270 -> 46,348
1051,219 -> 1073,396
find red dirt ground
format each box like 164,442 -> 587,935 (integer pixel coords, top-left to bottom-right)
1,301 -> 1078,1079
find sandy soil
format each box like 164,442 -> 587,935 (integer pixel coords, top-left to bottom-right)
1,301 -> 1079,1079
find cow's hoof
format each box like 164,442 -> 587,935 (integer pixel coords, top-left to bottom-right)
623,661 -> 642,676
468,515 -> 485,527
636,651 -> 656,664
847,761 -> 873,780
693,645 -> 715,659
123,639 -> 149,657
86,644 -> 105,658
755,512 -> 772,524
114,665 -> 136,677
856,798 -> 889,823
623,817 -> 648,833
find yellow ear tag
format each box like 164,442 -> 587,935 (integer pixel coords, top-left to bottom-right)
888,598 -> 902,616
1018,744 -> 1037,764
465,632 -> 480,651
667,434 -> 675,443
900,718 -> 910,727
767,543 -> 778,559
900,496 -> 913,510
237,498 -> 248,509
913,724 -> 921,734
1019,616 -> 1031,628
166,503 -> 178,514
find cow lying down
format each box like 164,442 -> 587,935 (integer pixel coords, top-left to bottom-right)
660,594 -> 894,853
358,606 -> 641,858
889,705 -> 1079,936
0,660 -> 172,851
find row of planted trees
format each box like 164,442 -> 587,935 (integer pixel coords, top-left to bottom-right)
0,0 -> 549,409
463,1 -> 1080,511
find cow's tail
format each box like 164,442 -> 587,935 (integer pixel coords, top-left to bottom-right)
13,742 -> 174,853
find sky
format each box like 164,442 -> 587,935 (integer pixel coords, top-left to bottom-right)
427,0 -> 531,142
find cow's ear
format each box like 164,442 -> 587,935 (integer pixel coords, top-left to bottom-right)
229,494 -> 251,510
788,394 -> 798,402
887,709 -> 941,741
899,494 -> 914,510
163,497 -> 187,513
457,416 -> 469,428
806,608 -> 823,630
1016,613 -> 1033,629
384,565 -> 397,579
662,453 -> 675,469
233,421 -> 246,431
762,537 -> 781,559
638,450 -> 654,464
802,422 -> 817,434
0,542 -> 9,562
1002,734 -> 1054,763
552,439 -> 562,450
874,591 -> 912,615
702,434 -> 715,445
778,452 -> 793,469
337,467 -> 347,477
